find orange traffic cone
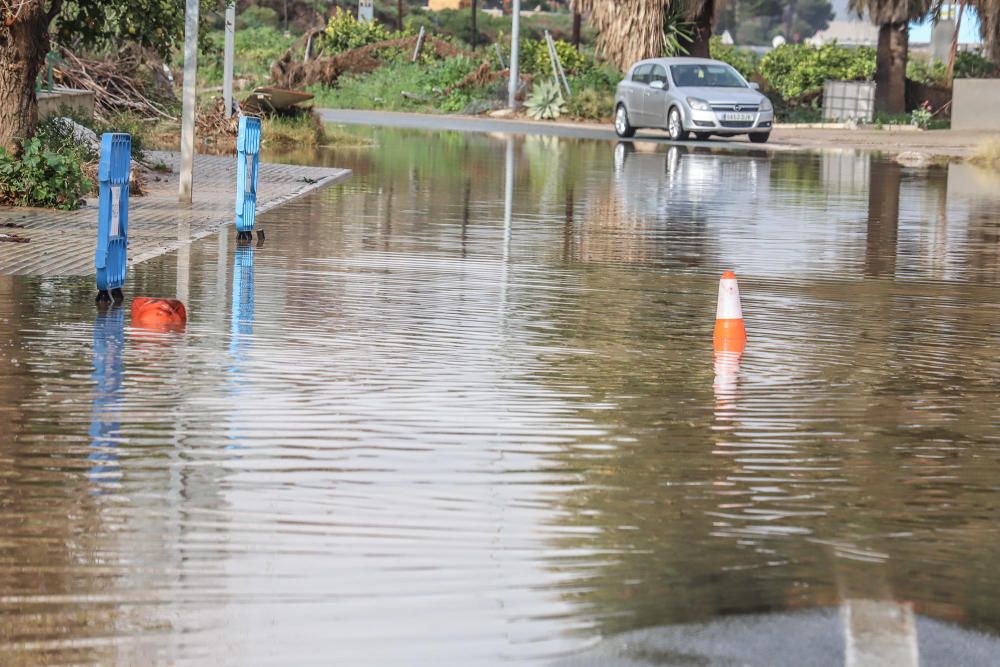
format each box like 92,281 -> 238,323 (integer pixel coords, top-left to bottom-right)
713,271 -> 746,353
131,297 -> 187,332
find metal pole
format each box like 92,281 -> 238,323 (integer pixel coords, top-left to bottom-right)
507,0 -> 521,109
224,2 -> 236,119
179,0 -> 200,203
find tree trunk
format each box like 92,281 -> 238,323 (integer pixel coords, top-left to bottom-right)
875,21 -> 908,115
471,0 -> 477,49
398,0 -> 404,32
683,3 -> 715,58
0,3 -> 50,154
572,11 -> 581,51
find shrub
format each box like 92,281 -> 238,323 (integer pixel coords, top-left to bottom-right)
760,42 -> 875,100
968,138 -> 1000,169
490,38 -> 597,77
309,55 -> 482,113
565,86 -> 613,120
324,8 -> 396,53
709,36 -> 758,79
906,57 -> 948,86
955,50 -> 999,79
237,6 -> 280,30
0,137 -> 92,210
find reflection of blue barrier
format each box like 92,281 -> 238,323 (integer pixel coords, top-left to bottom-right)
231,242 -> 255,344
235,116 -> 261,240
95,133 -> 132,303
227,243 -> 255,449
89,306 -> 125,490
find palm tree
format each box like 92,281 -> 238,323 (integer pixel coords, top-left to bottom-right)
968,0 -> 999,59
571,0 -> 719,70
849,0 -> 932,114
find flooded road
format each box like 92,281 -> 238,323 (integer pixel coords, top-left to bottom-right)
3,128 -> 1000,665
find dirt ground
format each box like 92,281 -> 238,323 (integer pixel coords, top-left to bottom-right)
765,127 -> 998,159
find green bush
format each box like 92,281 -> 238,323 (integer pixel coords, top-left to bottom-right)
760,42 -> 875,100
955,50 -> 999,79
906,57 -> 946,85
309,55 -> 484,113
709,36 -> 758,79
237,6 -> 280,30
324,8 -> 397,53
489,38 -> 597,77
906,51 -> 997,86
565,86 -> 614,120
0,137 -> 92,210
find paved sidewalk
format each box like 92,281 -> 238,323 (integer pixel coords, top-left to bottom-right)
0,150 -> 351,276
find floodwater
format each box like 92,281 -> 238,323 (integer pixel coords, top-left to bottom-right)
2,128 -> 1000,666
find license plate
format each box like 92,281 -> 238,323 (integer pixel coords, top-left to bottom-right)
722,112 -> 754,121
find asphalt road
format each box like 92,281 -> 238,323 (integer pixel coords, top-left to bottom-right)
317,108 -> 757,149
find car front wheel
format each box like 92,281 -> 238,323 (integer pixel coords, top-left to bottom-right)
667,107 -> 689,141
615,104 -> 636,138
749,132 -> 770,144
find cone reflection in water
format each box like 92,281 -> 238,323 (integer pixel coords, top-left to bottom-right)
713,270 -> 746,353
713,350 -> 742,406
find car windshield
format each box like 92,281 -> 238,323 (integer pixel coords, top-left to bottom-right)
671,64 -> 746,88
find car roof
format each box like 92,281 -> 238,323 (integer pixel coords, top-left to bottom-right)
630,57 -> 730,69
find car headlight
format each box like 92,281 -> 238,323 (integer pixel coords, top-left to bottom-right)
760,97 -> 773,112
686,97 -> 711,111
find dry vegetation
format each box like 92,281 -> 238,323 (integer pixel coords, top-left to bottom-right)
968,138 -> 1000,169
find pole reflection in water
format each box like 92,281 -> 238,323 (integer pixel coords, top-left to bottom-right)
500,136 -> 513,313
227,241 -> 255,448
88,305 -> 125,491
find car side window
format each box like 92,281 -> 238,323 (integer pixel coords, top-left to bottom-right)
649,65 -> 668,88
632,64 -> 652,84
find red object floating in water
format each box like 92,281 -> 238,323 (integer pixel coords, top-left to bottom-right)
131,298 -> 187,332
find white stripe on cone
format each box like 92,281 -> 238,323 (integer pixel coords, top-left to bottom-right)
716,278 -> 743,320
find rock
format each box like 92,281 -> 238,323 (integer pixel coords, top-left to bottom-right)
52,116 -> 100,153
489,108 -> 515,118
461,100 -> 498,115
895,151 -> 930,167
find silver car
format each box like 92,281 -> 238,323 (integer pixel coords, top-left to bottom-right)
614,57 -> 774,143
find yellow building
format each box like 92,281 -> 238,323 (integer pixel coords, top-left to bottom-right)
427,0 -> 472,9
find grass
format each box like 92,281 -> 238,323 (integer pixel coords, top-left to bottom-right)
968,139 -> 1000,169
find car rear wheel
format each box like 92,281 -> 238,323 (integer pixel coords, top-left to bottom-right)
749,132 -> 770,144
694,132 -> 711,141
615,104 -> 636,138
667,107 -> 689,141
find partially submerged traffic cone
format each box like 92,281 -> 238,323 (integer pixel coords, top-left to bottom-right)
713,271 -> 746,353
131,297 -> 187,332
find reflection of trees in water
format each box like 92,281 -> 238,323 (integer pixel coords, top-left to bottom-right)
865,160 -> 902,278
963,204 -> 1000,282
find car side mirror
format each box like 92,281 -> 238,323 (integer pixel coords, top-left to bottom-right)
650,80 -> 665,90
749,82 -> 760,91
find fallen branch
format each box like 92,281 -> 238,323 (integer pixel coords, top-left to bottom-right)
53,45 -> 177,121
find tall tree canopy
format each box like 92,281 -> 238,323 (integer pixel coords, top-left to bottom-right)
572,0 -> 719,70
0,1 -> 207,152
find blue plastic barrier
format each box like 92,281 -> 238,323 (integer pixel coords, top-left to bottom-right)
235,115 -> 262,240
95,133 -> 132,303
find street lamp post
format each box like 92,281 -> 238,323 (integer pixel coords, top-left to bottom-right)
507,0 -> 521,109
179,0 -> 200,203
224,2 -> 236,118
